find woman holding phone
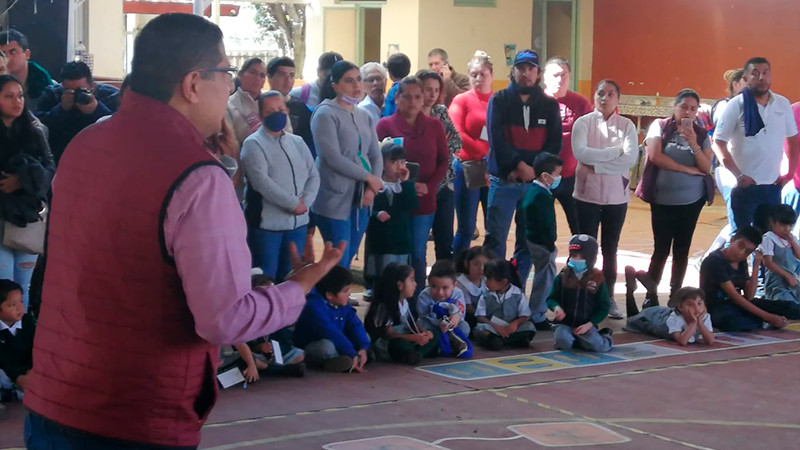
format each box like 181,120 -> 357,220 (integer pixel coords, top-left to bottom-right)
630,89 -> 714,305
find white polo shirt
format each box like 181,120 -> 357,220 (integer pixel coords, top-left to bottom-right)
713,91 -> 798,185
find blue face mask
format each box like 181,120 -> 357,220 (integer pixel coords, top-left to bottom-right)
549,175 -> 562,190
263,111 -> 287,132
567,258 -> 587,274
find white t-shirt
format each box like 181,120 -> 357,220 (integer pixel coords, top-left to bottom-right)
666,311 -> 713,344
759,231 -> 790,256
713,91 -> 799,185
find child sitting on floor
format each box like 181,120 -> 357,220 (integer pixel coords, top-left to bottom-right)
294,266 -> 370,373
626,287 -> 715,346
0,280 -> 33,402
760,205 -> 800,303
474,259 -> 536,350
365,264 -> 439,365
547,235 -> 613,352
455,246 -> 491,330
364,142 -> 419,290
417,260 -> 472,358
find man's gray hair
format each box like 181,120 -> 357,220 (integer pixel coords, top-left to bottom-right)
258,90 -> 285,115
360,62 -> 387,79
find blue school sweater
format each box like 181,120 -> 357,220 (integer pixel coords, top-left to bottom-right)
294,289 -> 370,357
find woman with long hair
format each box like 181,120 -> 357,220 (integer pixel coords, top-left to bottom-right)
0,74 -> 55,311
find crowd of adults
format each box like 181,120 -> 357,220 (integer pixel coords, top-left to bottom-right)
1,10 -> 799,449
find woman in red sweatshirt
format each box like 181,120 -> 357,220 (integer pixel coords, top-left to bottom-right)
377,77 -> 449,298
449,51 -> 494,253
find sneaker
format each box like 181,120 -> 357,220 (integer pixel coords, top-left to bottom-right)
447,331 -> 468,357
599,327 -> 613,337
533,319 -> 553,332
607,301 -> 624,320
322,355 -> 354,373
398,351 -> 422,365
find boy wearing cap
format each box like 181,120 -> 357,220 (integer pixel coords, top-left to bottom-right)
546,234 -> 613,352
484,49 -> 562,289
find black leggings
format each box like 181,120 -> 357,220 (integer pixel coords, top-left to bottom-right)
576,200 -> 628,295
647,198 -> 705,293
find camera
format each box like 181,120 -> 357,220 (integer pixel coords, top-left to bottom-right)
74,87 -> 93,105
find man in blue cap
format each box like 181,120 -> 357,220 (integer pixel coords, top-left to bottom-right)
484,49 -> 561,319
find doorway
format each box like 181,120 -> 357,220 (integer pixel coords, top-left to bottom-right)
361,7 -> 381,64
532,0 -> 578,89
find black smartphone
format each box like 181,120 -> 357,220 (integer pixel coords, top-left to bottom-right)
407,162 -> 420,182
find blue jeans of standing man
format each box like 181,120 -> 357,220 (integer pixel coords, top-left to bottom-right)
312,207 -> 369,270
248,226 -> 308,282
730,183 -> 781,233
453,159 -> 489,254
411,213 -> 435,298
484,176 -> 533,289
0,244 -> 37,312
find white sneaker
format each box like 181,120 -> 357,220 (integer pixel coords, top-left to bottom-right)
608,301 -> 624,320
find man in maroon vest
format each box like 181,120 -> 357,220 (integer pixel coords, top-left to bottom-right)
23,13 -> 343,449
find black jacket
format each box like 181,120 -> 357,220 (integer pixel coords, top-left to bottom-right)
0,120 -> 55,226
0,313 -> 36,382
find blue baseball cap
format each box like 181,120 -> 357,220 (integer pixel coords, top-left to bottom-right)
513,49 -> 540,68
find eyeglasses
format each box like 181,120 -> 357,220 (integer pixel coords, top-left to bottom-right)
196,66 -> 239,81
364,76 -> 385,83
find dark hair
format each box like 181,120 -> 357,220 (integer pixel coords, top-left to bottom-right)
455,246 -> 492,275
267,56 -> 295,77
386,53 -> 411,79
744,57 -> 770,73
753,204 -> 775,235
0,29 -> 29,51
320,60 -> 359,101
0,74 -> 45,151
771,204 -> 797,226
0,279 -> 22,305
238,57 -> 264,77
129,13 -> 224,103
381,142 -> 407,161
315,265 -> 353,297
671,286 -> 704,306
484,259 -> 522,289
674,88 -> 699,106
366,263 -> 414,329
596,79 -> 621,96
533,152 -> 563,177
428,260 -> 457,281
544,56 -> 570,73
396,76 -> 422,96
415,69 -> 444,102
427,48 -> 449,62
60,61 -> 93,83
119,74 -> 131,97
318,51 -> 343,72
725,68 -> 745,97
251,274 -> 276,288
732,225 -> 763,247
257,90 -> 282,116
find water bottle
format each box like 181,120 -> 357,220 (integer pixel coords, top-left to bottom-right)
74,41 -> 86,63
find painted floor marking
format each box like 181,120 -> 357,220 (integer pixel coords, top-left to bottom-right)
508,422 -> 631,447
418,331 -> 800,381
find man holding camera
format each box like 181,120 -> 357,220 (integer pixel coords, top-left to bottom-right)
35,61 -> 119,165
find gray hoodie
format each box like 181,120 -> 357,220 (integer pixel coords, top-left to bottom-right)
241,128 -> 319,231
310,99 -> 382,221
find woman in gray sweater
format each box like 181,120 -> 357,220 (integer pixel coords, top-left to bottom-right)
241,91 -> 319,280
310,61 -> 383,269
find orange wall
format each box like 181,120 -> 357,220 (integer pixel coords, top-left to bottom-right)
592,0 -> 800,102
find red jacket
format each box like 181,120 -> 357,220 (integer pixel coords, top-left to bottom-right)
25,92 -> 222,447
449,89 -> 492,161
376,112 -> 449,215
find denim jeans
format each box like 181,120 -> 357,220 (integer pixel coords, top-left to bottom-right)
304,339 -> 340,363
526,241 -> 557,323
411,213 -> 435,298
312,207 -> 369,270
248,225 -> 307,282
484,176 -> 533,289
0,243 -> 37,312
453,159 -> 489,254
432,186 -> 454,260
553,324 -> 612,352
730,183 -> 781,233
25,413 -> 197,450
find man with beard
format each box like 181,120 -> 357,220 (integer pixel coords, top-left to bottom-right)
713,57 -> 799,231
484,49 -> 561,290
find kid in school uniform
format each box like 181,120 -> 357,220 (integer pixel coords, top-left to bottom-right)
417,260 -> 472,358
625,287 -> 715,346
294,266 -> 371,373
759,205 -> 800,303
473,259 -> 536,350
0,280 -> 32,402
365,264 -> 440,365
547,234 -> 613,352
455,246 -> 492,330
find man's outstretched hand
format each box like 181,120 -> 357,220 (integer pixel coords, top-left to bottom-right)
286,234 -> 347,293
